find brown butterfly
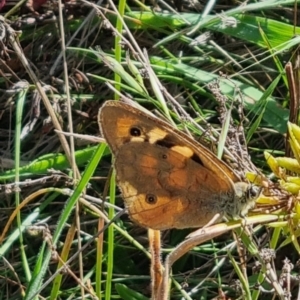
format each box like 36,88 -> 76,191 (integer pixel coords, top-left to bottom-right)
98,100 -> 258,230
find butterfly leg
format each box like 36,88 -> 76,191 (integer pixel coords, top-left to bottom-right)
201,213 -> 222,229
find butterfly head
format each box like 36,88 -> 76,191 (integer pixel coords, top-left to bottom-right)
231,182 -> 261,218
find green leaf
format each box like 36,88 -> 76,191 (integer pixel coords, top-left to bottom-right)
0,146 -> 109,180
115,283 -> 149,300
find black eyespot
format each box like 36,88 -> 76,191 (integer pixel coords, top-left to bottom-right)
146,194 -> 157,204
162,154 -> 167,159
130,127 -> 141,137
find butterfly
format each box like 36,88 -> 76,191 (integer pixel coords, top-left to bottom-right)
98,100 -> 258,230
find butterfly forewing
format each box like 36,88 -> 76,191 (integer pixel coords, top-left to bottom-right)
99,101 -> 239,184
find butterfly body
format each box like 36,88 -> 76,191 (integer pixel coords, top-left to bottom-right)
99,100 -> 257,230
